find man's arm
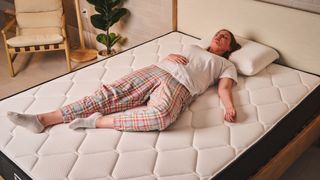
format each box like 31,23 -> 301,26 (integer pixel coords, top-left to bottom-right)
164,54 -> 189,65
218,78 -> 236,122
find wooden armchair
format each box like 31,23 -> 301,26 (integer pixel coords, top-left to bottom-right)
1,0 -> 71,77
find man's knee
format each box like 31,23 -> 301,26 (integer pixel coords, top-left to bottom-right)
157,110 -> 174,131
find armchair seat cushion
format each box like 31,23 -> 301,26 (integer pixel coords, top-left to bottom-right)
7,34 -> 63,47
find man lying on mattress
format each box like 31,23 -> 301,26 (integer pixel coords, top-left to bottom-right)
7,29 -> 241,133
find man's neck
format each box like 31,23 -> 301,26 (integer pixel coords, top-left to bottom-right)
207,47 -> 223,56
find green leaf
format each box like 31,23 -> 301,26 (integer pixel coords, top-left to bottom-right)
109,33 -> 121,47
88,0 -> 111,11
109,32 -> 117,43
107,32 -> 121,47
110,35 -> 121,47
87,0 -> 104,7
95,7 -> 106,15
111,0 -> 124,8
96,33 -> 108,46
105,0 -> 113,9
109,8 -> 128,27
90,14 -> 107,31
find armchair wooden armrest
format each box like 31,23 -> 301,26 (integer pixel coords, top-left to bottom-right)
4,9 -> 15,16
1,18 -> 16,35
61,14 -> 67,38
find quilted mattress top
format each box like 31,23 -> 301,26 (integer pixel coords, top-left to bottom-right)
0,32 -> 319,180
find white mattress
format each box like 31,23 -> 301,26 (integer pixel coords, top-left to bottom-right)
0,32 -> 319,180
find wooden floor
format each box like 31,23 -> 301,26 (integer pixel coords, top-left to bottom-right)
0,35 -> 101,99
280,143 -> 320,180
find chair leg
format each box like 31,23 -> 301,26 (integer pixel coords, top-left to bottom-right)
64,40 -> 72,72
5,50 -> 15,77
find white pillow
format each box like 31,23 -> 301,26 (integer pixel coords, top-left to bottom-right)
198,36 -> 280,76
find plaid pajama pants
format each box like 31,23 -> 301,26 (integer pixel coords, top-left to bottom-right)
60,65 -> 192,131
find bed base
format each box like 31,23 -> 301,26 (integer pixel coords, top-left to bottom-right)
0,150 -> 32,180
251,114 -> 320,180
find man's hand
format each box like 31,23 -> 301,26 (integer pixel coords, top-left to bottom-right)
165,54 -> 189,65
218,78 -> 237,123
224,106 -> 236,122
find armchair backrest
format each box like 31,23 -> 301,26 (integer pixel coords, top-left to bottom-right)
15,0 -> 63,29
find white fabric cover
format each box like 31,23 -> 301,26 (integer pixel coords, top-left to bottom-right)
198,36 -> 280,76
15,0 -> 62,13
0,32 -> 319,180
230,37 -> 280,76
7,27 -> 63,47
7,34 -> 63,47
16,9 -> 62,28
19,27 -> 62,36
15,0 -> 62,28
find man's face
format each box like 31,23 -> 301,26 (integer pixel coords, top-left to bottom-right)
210,30 -> 231,54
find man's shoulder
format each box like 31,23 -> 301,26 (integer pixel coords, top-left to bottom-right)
185,44 -> 203,52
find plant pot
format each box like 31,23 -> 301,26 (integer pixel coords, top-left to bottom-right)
97,49 -> 117,60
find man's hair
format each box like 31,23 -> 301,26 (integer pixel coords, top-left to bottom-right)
217,29 -> 241,59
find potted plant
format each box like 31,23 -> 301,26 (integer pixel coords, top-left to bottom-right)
87,0 -> 128,56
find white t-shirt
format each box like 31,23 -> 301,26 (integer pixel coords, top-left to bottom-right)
156,45 -> 237,96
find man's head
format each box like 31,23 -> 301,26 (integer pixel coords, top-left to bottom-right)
209,29 -> 241,58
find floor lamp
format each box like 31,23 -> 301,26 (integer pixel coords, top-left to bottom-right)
70,0 -> 97,62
